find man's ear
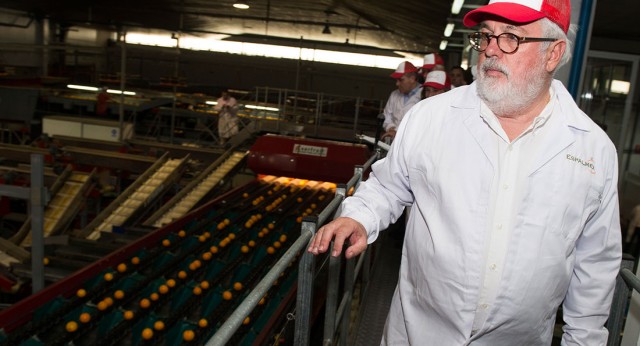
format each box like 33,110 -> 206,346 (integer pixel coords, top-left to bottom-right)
546,40 -> 566,72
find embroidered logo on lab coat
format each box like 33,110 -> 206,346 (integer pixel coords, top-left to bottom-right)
566,154 -> 595,174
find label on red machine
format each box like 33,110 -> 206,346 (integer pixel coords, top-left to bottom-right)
292,144 -> 328,157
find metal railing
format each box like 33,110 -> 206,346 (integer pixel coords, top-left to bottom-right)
206,149 -> 380,345
607,254 -> 637,345
248,86 -> 385,137
296,151 -> 380,346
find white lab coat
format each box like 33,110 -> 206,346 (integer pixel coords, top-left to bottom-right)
382,86 -> 422,132
341,80 -> 622,345
215,96 -> 239,139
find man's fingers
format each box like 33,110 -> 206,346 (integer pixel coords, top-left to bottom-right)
306,217 -> 367,258
331,230 -> 347,257
308,224 -> 333,254
345,228 -> 367,258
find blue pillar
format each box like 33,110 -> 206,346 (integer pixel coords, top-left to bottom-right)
568,0 -> 595,99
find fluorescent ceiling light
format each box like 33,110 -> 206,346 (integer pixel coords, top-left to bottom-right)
233,2 -> 250,9
439,40 -> 448,50
451,0 -> 465,15
67,84 -> 98,91
611,80 -> 630,94
444,23 -> 455,37
206,101 -> 218,105
107,89 -> 136,96
245,104 -> 279,111
127,31 -> 423,70
67,84 -> 136,95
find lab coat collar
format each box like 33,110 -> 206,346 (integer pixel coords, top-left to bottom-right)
454,79 -> 592,132
551,79 -> 592,132
457,79 -> 588,175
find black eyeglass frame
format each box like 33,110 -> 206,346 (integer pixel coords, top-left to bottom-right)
468,32 -> 558,54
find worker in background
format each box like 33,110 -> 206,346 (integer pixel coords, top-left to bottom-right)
381,61 -> 422,141
420,52 -> 446,79
214,90 -> 239,145
308,0 -> 621,344
422,70 -> 451,99
96,86 -> 110,116
449,65 -> 470,88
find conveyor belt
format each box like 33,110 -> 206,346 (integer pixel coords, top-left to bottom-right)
0,251 -> 19,268
19,170 -> 94,247
0,176 -> 337,346
80,153 -> 188,240
146,151 -> 247,228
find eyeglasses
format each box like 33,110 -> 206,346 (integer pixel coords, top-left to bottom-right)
468,32 -> 557,54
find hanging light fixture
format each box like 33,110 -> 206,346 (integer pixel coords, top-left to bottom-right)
233,1 -> 250,9
322,23 -> 332,34
322,9 -> 333,35
443,23 -> 455,37
451,0 -> 465,15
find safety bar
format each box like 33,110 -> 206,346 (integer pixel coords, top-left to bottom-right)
607,255 -> 636,346
297,150 -> 380,346
205,229 -> 313,346
205,150 -> 380,345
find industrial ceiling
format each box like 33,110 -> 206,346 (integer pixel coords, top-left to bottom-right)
1,0 -> 639,58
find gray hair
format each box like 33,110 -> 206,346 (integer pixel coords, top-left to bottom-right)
539,17 -> 576,69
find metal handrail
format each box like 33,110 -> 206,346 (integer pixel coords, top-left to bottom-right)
621,267 -> 640,292
205,150 -> 380,345
298,151 -> 380,346
205,230 -> 313,346
607,255 -> 636,346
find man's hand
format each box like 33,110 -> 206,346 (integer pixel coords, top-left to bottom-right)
381,128 -> 397,141
307,217 -> 368,259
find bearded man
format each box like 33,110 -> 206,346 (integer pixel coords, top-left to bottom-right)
307,0 -> 622,344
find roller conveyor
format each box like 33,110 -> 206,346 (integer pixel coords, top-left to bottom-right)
145,151 -> 247,228
80,153 -> 188,240
17,169 -> 94,248
0,175 -> 337,346
0,251 -> 19,268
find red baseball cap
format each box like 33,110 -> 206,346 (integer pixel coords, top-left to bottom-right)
463,0 -> 570,34
423,71 -> 451,89
422,53 -> 445,70
391,61 -> 418,79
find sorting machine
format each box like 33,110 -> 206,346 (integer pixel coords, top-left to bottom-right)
0,134 -> 371,345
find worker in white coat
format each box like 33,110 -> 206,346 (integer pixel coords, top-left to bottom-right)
215,90 -> 239,144
308,0 -> 622,344
381,61 -> 422,141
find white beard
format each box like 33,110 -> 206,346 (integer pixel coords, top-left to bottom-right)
476,57 -> 549,117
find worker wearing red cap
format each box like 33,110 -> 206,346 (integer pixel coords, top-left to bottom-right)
309,0 -> 621,345
420,52 -> 445,80
422,70 -> 451,99
381,61 -> 422,141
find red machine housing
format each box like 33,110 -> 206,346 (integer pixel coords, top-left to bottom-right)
248,134 -> 371,183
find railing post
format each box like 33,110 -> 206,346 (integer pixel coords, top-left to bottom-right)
295,216 -> 318,346
607,254 -> 635,346
354,97 -> 360,133
321,184 -> 347,344
323,249 -> 341,345
30,154 -> 46,293
339,254 -> 355,346
315,93 -> 322,137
